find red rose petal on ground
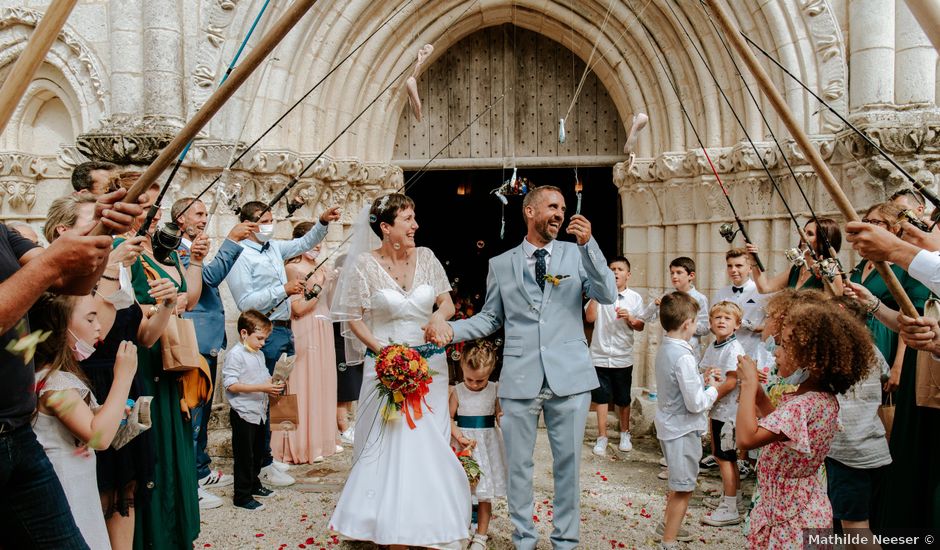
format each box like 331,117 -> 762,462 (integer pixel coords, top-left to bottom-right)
204,545 -> 212,548
533,514 -> 540,522
255,533 -> 264,537
298,545 -> 306,549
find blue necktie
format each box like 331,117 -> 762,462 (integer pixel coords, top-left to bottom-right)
534,249 -> 548,292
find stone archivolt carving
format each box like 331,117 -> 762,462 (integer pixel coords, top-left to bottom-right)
191,0 -> 243,112
0,7 -> 107,108
793,0 -> 849,133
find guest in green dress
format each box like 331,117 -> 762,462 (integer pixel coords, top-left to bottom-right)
116,187 -> 204,550
746,218 -> 842,294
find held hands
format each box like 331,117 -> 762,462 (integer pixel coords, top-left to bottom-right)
319,206 -> 342,225
455,433 -> 477,450
884,365 -> 902,393
41,222 -> 113,277
896,220 -> 940,252
94,188 -> 146,234
262,380 -> 286,396
114,341 -> 138,379
147,278 -> 177,305
565,214 -> 592,246
703,367 -> 721,389
736,355 -> 760,388
190,233 -> 210,263
844,281 -> 876,307
111,236 -> 145,267
423,316 -> 454,346
227,221 -> 259,243
897,313 -> 940,355
284,279 -> 306,296
845,221 -> 905,262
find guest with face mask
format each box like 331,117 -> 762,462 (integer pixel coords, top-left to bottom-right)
170,197 -> 258,508
227,200 -> 341,487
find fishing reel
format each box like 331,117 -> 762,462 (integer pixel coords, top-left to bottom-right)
718,222 -> 739,243
816,257 -> 842,282
285,194 -> 306,218
899,209 -> 930,233
150,222 -> 183,266
785,247 -> 807,268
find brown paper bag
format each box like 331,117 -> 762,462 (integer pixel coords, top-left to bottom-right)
916,299 -> 940,409
270,394 -> 299,430
160,315 -> 201,372
879,393 -> 895,442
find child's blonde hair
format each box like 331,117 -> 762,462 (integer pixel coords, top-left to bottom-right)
459,340 -> 498,377
709,301 -> 743,323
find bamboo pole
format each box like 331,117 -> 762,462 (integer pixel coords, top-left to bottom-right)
905,0 -> 940,54
703,0 -> 918,317
0,0 -> 78,136
94,0 -> 318,235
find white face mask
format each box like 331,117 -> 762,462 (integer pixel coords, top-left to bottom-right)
782,367 -> 810,386
254,224 -> 274,243
68,329 -> 97,361
303,250 -> 319,261
102,264 -> 135,310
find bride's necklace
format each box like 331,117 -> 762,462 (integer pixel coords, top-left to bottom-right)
378,251 -> 412,290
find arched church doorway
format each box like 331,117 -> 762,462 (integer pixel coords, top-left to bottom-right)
394,24 -> 630,307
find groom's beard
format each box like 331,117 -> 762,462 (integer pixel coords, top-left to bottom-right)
535,216 -> 561,242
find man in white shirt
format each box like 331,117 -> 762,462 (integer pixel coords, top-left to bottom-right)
712,248 -> 765,358
585,256 -> 645,455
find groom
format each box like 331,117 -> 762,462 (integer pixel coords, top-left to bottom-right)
429,185 -> 617,549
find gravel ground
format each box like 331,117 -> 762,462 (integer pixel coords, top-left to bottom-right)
196,429 -> 749,549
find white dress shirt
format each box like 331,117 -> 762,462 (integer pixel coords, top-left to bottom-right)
908,249 -> 940,297
521,237 -> 555,280
713,278 -> 766,357
654,336 -> 718,440
687,286 -> 710,358
222,343 -> 270,425
588,288 -> 644,368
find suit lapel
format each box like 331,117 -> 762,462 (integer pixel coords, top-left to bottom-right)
542,241 -> 566,307
511,246 -> 538,311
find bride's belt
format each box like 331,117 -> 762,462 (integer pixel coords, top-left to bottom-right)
366,342 -> 444,359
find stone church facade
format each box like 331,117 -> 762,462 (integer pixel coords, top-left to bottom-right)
1,0 -> 938,390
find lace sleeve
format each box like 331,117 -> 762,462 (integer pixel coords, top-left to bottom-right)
341,253 -> 374,314
419,247 -> 452,296
38,370 -> 97,407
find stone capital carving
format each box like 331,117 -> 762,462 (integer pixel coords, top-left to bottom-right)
76,116 -> 184,164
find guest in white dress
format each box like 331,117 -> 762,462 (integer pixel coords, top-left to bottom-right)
329,194 -> 470,549
31,293 -> 140,550
450,341 -> 508,550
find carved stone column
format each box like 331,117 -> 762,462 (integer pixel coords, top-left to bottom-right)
109,0 -> 143,118
850,0 -> 896,109
895,1 -> 938,106
143,0 -> 185,123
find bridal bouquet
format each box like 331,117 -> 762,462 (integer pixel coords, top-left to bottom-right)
454,447 -> 482,490
374,344 -> 434,429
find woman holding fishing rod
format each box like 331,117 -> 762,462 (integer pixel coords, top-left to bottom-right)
745,218 -> 844,294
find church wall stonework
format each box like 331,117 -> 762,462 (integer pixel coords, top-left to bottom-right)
0,0 -> 938,403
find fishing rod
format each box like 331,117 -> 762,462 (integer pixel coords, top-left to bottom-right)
636,24 -> 764,271
687,1 -> 846,281
137,0 -> 273,261
172,0 -> 415,223
265,95 -> 507,316
649,11 -> 822,277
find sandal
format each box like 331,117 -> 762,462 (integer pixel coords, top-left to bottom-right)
468,533 -> 488,550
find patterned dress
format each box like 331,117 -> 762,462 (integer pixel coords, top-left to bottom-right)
747,391 -> 839,549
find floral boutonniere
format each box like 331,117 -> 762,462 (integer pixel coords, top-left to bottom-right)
543,274 -> 571,286
5,319 -> 51,364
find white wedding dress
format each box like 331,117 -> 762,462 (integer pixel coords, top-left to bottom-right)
329,247 -> 470,547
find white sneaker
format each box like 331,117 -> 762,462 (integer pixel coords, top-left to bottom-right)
701,501 -> 741,526
271,460 -> 290,473
468,533 -> 488,550
705,493 -> 747,512
657,469 -> 669,480
593,436 -> 608,456
313,456 -> 324,463
334,445 -> 344,453
261,464 -> 295,487
198,470 -> 233,488
654,521 -> 692,542
340,428 -> 354,445
659,456 -> 669,467
198,487 -> 223,510
618,432 -> 632,452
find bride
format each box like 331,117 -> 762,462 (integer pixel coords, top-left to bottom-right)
328,193 -> 470,548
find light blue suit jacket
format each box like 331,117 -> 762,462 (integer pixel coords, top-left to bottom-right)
451,237 -> 617,399
178,238 -> 243,357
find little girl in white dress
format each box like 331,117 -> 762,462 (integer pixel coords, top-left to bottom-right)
449,341 -> 508,550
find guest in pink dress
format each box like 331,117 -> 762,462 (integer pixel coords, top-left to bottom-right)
735,299 -> 872,550
271,227 -> 340,464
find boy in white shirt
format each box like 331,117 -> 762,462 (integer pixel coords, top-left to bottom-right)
699,302 -> 746,527
669,257 -> 709,358
654,292 -> 719,549
223,310 -> 286,511
712,248 -> 765,357
586,256 -> 645,455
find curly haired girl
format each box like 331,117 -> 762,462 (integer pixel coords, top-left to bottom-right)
736,302 -> 872,549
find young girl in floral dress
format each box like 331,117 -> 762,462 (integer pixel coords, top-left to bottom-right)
736,301 -> 871,549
